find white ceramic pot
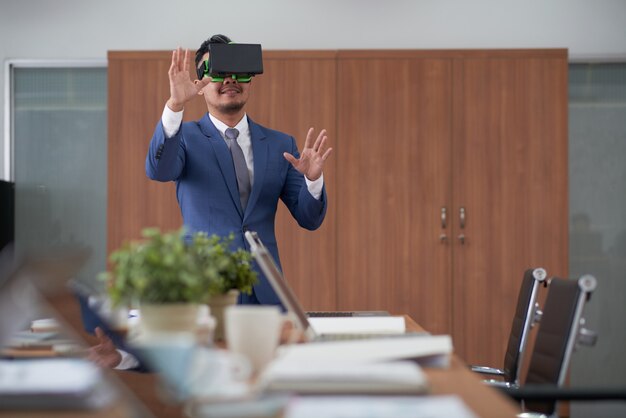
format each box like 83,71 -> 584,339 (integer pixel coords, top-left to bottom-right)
139,303 -> 200,336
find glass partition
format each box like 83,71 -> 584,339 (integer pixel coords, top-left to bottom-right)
11,64 -> 107,290
569,62 -> 626,418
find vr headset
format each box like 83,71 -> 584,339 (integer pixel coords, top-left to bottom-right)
197,43 -> 263,83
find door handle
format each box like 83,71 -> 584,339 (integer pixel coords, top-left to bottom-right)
440,207 -> 448,243
458,234 -> 465,245
459,207 -> 466,229
441,207 -> 447,229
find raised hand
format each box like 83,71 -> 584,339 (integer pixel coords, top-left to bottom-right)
283,128 -> 332,181
166,47 -> 211,112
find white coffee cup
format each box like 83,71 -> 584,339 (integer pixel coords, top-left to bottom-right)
225,305 -> 282,373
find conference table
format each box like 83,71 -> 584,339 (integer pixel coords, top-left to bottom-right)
108,315 -> 520,418
404,316 -> 520,417
1,314 -> 520,418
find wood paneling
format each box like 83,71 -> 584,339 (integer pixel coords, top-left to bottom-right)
451,56 -> 568,364
245,53 -> 337,310
107,51 -> 336,310
108,49 -> 568,368
336,57 -> 453,335
108,53 -> 182,257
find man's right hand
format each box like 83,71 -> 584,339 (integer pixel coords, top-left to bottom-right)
167,47 -> 211,112
86,327 -> 122,368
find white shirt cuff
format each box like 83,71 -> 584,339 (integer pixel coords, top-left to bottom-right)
114,349 -> 140,370
162,105 -> 184,138
305,173 -> 324,200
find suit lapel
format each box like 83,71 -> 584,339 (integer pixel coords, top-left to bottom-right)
199,114 -> 244,218
245,118 -> 267,220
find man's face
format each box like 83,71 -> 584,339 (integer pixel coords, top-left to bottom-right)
197,52 -> 251,115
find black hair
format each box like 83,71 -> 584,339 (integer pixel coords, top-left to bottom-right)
195,34 -> 232,71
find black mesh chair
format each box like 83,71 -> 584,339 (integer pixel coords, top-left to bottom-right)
492,275 -> 598,417
472,268 -> 548,385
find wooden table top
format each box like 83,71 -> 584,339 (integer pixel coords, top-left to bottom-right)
108,315 -> 520,418
403,315 -> 520,418
1,314 -> 520,418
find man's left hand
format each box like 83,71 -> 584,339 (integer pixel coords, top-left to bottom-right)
284,128 -> 332,181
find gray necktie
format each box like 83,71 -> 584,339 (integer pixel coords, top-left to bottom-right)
225,128 -> 251,211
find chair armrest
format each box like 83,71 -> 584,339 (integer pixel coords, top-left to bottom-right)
498,384 -> 626,402
471,365 -> 505,376
484,380 -> 518,389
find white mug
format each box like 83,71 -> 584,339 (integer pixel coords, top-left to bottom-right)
225,305 -> 282,373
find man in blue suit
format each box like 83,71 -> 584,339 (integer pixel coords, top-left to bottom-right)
146,35 -> 332,306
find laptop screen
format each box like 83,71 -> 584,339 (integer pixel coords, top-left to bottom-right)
244,231 -> 316,340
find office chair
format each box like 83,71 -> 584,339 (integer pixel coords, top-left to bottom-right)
492,275 -> 598,418
472,267 -> 548,385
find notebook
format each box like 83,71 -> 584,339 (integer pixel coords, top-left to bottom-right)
260,360 -> 429,395
306,310 -> 390,318
244,231 -> 425,342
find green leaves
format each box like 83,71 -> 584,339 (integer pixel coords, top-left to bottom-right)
103,228 -> 257,305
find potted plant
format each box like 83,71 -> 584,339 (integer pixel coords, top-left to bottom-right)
101,227 -> 257,339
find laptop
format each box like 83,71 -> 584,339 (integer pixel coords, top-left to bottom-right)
244,231 -> 425,342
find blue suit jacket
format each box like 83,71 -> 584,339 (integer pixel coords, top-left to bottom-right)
145,114 -> 327,305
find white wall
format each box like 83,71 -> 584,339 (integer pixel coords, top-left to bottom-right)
1,0 -> 626,177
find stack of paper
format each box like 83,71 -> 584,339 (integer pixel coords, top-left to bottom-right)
276,334 -> 452,367
260,360 -> 428,394
284,395 -> 478,418
308,316 -> 406,335
0,359 -> 117,409
259,335 -> 453,395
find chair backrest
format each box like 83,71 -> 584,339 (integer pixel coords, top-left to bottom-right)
502,267 -> 547,384
524,275 -> 597,415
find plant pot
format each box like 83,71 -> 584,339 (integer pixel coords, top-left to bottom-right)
139,303 -> 200,337
207,290 -> 240,341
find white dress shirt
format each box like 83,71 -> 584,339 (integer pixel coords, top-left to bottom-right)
161,105 -> 323,199
115,349 -> 139,370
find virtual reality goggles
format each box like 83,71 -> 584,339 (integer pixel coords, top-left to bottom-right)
197,43 -> 263,83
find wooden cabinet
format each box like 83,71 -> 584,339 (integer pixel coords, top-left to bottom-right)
335,55 -> 453,336
246,52 -> 338,311
334,50 -> 568,364
451,55 -> 568,363
108,49 -> 567,366
108,51 -> 338,310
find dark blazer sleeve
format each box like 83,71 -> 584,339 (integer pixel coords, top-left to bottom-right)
280,136 -> 327,230
145,120 -> 186,182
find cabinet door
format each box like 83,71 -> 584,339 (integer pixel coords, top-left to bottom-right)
452,56 -> 568,365
336,55 -> 453,335
108,52 -> 182,256
246,52 -> 337,310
